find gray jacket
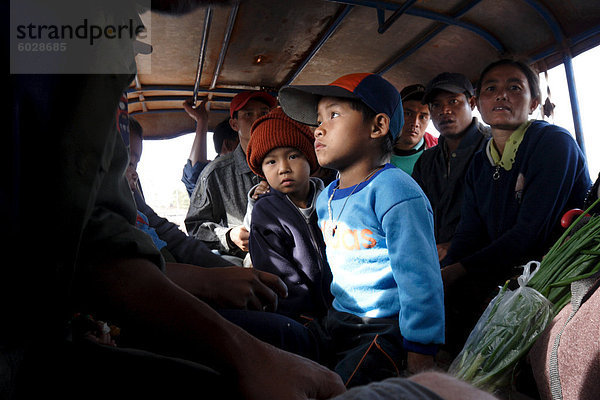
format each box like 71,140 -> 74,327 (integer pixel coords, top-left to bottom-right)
185,145 -> 261,256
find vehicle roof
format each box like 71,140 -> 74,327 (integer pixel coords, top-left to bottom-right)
129,0 -> 600,138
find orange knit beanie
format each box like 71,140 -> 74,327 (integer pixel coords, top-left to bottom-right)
247,107 -> 318,177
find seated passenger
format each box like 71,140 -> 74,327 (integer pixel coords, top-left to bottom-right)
181,98 -> 239,197
126,117 -> 289,311
244,107 -> 333,321
411,72 -> 490,262
279,73 -> 444,386
440,59 -> 592,354
8,69 -> 343,400
185,91 -> 277,262
390,84 -> 437,174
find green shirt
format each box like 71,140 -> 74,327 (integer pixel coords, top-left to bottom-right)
390,138 -> 425,175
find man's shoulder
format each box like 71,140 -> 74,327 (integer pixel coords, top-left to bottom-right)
420,142 -> 443,157
200,151 -> 238,179
476,121 -> 492,138
415,143 -> 443,168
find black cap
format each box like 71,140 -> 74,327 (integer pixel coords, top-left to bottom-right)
422,72 -> 474,104
213,118 -> 238,154
400,84 -> 426,103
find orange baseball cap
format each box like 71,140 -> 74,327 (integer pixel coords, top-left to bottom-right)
278,73 -> 404,140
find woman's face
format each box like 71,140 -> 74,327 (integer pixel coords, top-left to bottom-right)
477,64 -> 539,131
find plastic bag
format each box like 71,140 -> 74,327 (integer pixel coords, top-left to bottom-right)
448,261 -> 554,393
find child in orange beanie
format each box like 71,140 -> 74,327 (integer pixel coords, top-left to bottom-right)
244,107 -> 333,321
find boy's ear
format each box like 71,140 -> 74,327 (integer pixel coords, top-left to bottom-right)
370,113 -> 390,139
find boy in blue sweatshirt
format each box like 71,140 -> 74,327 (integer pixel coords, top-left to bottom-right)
279,73 -> 444,385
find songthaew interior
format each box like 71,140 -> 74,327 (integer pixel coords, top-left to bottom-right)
130,0 -> 600,160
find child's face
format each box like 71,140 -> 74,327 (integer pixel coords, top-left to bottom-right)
261,146 -> 311,200
315,97 -> 372,170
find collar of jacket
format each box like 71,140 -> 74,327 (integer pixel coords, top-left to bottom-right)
438,117 -> 490,153
233,144 -> 254,175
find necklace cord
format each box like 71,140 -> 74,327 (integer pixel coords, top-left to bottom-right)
327,166 -> 384,237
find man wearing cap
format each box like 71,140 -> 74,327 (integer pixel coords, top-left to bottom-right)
390,84 -> 437,175
411,72 -> 490,262
185,91 -> 277,260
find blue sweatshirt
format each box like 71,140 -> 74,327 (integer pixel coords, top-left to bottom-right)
443,120 -> 592,283
316,164 -> 445,353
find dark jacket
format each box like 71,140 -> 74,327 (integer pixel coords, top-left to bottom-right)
412,118 -> 490,243
134,190 -> 233,268
249,180 -> 333,319
443,120 -> 592,285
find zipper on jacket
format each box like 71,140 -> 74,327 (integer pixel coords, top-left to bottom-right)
285,195 -> 330,311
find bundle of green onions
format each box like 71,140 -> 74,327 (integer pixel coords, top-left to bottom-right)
449,197 -> 600,392
528,199 -> 600,313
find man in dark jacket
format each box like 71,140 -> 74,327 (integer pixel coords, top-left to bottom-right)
412,72 -> 490,261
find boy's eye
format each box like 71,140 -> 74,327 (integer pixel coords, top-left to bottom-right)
330,111 -> 340,119
264,159 -> 275,165
509,85 -> 522,91
484,85 -> 496,92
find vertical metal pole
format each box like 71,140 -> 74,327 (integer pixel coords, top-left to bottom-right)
563,53 -> 586,157
210,2 -> 239,90
193,7 -> 213,107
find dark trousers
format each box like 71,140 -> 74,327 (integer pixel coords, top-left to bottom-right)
217,309 -> 319,361
443,275 -> 501,358
308,309 -> 407,388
